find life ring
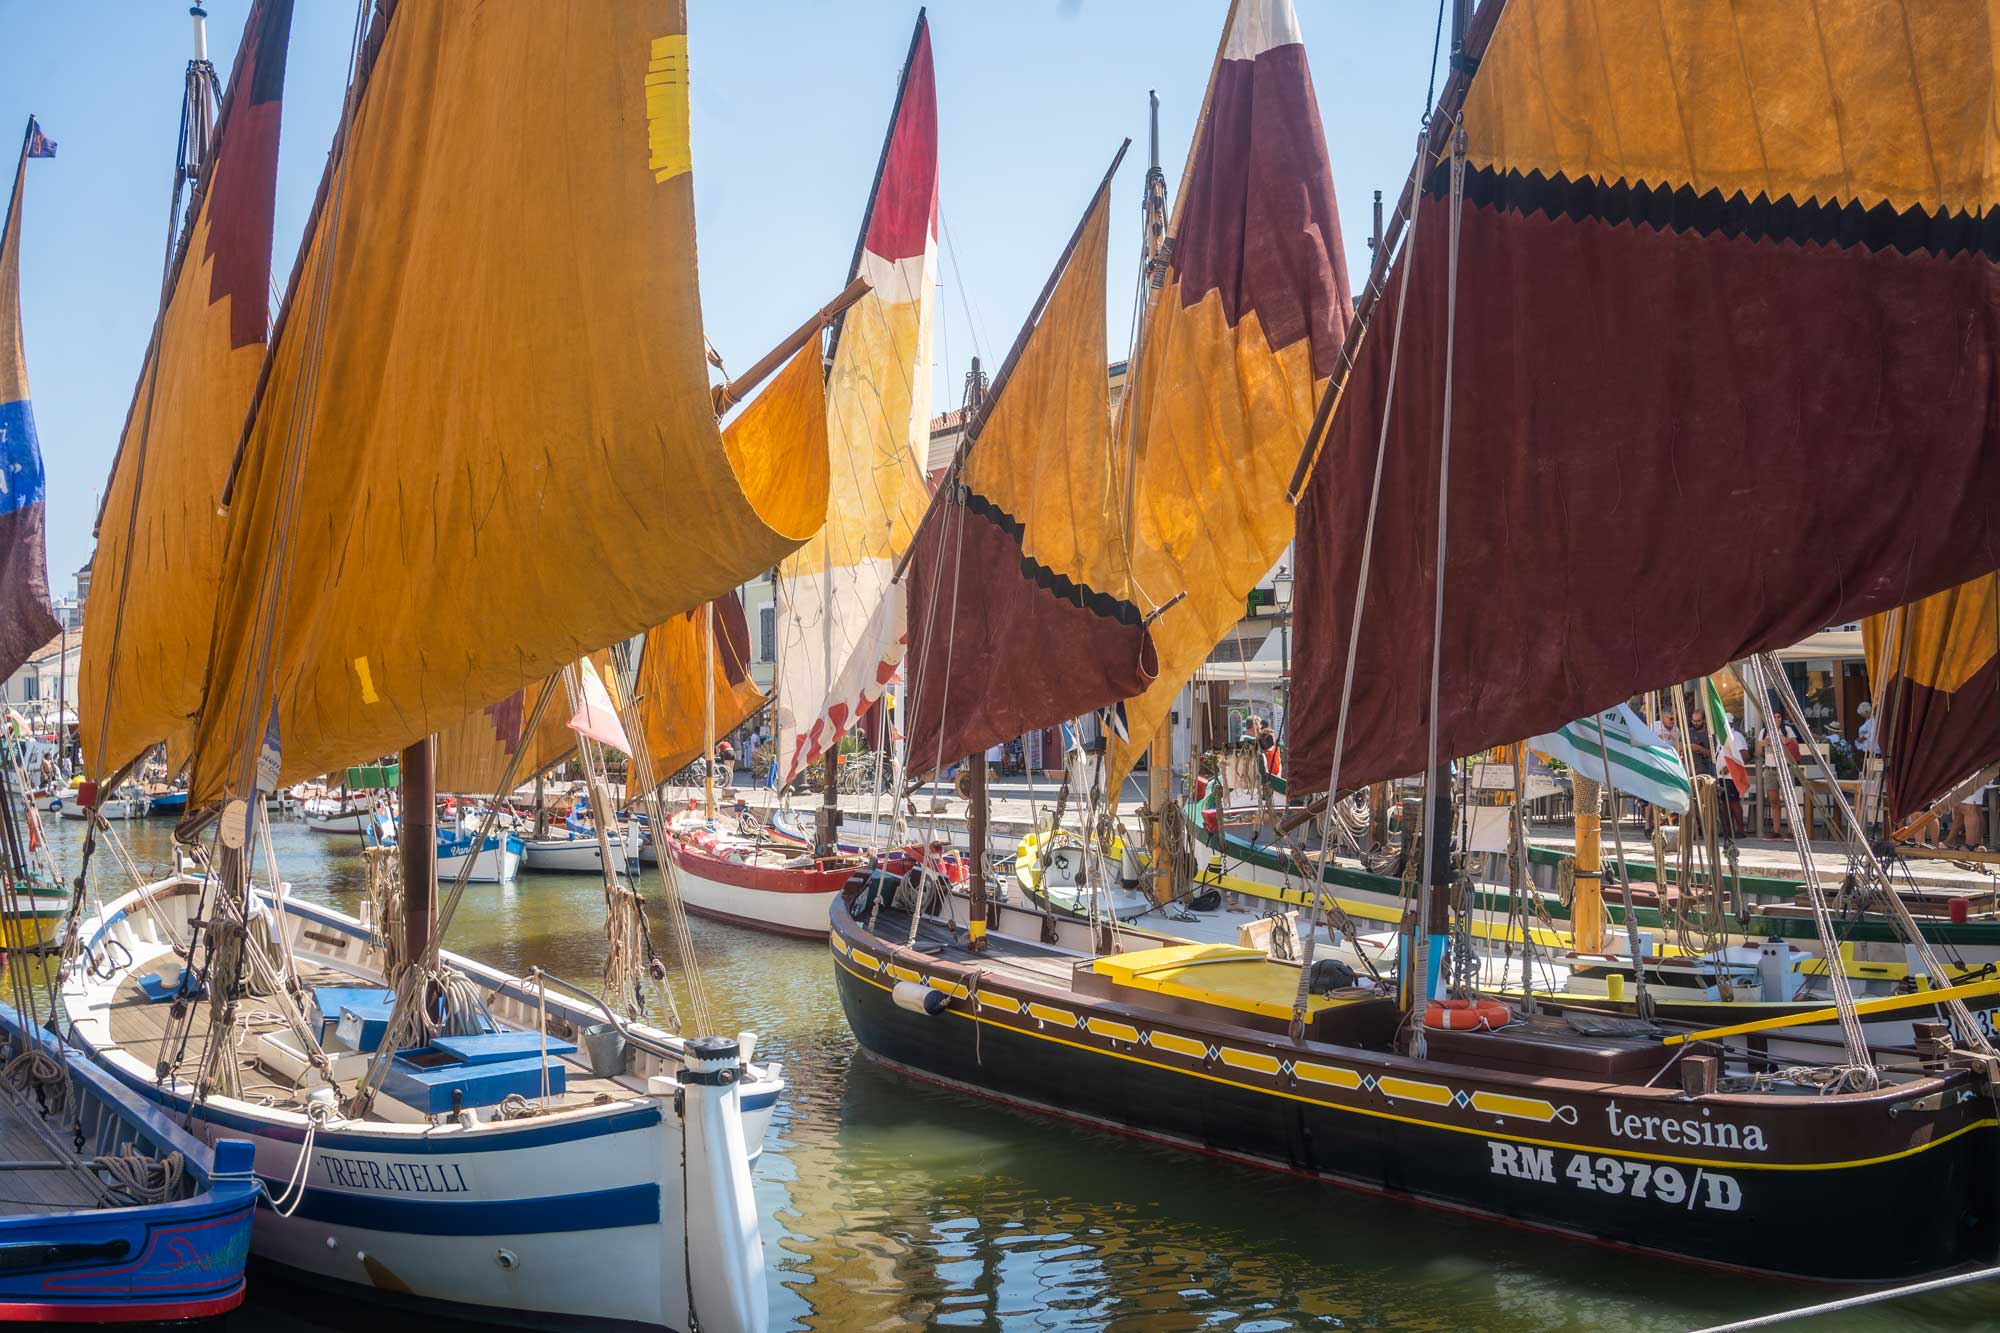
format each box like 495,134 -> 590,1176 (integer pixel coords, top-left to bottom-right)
953,769 -> 973,801
1424,998 -> 1511,1032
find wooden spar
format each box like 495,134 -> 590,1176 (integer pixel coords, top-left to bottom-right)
1283,0 -> 1507,503
401,736 -> 437,967
1662,976 -> 2000,1047
1133,91 -> 1175,902
962,363 -> 990,952
1571,769 -> 1606,953
826,7 -> 928,366
890,139 -> 1133,586
711,274 -> 872,415
703,601 -> 716,821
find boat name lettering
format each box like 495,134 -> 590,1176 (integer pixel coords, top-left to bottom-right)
320,1155 -> 471,1195
1605,1099 -> 1765,1153
1489,1142 -> 1742,1211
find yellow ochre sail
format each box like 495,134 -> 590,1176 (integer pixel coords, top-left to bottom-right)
80,0 -> 295,780
187,0 -> 825,804
1106,0 -> 1352,788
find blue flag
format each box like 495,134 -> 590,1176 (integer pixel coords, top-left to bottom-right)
24,121 -> 54,160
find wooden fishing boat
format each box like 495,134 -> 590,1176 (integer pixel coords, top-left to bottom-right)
0,998 -> 260,1323
664,829 -> 858,939
59,877 -> 777,1329
831,889 -> 1998,1281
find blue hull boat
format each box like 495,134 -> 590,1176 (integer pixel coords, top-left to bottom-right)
0,1000 -> 257,1323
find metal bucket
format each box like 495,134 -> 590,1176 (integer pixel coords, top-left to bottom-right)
582,1022 -> 627,1077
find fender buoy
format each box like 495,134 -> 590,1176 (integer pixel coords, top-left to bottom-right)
1424,998 -> 1511,1032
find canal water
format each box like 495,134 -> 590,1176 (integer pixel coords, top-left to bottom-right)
34,815 -> 2000,1331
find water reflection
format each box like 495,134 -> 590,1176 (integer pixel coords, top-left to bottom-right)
25,818 -> 2000,1331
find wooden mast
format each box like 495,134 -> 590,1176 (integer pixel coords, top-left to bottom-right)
401,737 -> 437,967
1136,90 -> 1175,901
704,601 -> 718,821
962,358 -> 990,951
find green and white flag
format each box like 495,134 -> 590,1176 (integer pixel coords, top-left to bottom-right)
1530,703 -> 1691,813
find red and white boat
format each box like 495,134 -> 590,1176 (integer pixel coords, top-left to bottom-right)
663,814 -> 967,940
663,831 -> 858,939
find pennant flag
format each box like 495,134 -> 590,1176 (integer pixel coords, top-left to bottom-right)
1704,675 -> 1751,799
0,120 -> 64,682
1290,0 -> 2000,794
776,12 -> 938,787
80,0 -> 295,779
1106,0 -> 1352,789
567,657 -> 631,756
1862,578 -> 2000,823
1532,704 -> 1691,814
24,120 -> 54,160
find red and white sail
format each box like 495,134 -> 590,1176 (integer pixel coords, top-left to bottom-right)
774,13 -> 938,788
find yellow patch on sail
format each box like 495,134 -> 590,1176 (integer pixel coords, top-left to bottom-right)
646,35 -> 691,183
353,657 -> 379,706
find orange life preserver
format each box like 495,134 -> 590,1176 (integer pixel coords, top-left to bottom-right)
1423,998 -> 1511,1032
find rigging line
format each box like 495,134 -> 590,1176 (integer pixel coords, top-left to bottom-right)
938,213 -> 991,366
1286,125 -> 1431,1042
1422,0 -> 1448,125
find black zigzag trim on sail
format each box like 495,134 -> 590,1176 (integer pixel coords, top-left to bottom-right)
960,488 -> 1144,629
1427,162 -> 2000,262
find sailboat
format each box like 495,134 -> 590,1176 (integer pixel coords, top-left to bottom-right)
833,0 -> 2000,1281
663,9 -> 944,939
62,3 -> 839,1329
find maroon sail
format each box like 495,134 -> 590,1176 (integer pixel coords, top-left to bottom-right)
1289,0 -> 2000,792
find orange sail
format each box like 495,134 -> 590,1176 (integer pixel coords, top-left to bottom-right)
903,158 -> 1155,770
1106,0 -> 1351,787
1863,581 -> 2000,824
80,0 -> 294,778
627,593 -> 765,796
186,0 -> 825,805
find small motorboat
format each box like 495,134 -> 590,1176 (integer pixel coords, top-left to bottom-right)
437,825 -> 526,882
0,998 -> 258,1322
302,799 -> 375,834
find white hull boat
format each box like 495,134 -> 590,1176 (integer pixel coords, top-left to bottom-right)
521,833 -> 635,875
61,877 -> 778,1332
437,829 -> 525,883
56,794 -> 143,820
304,806 -> 375,835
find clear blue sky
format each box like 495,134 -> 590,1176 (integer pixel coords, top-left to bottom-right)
0,1 -> 1447,591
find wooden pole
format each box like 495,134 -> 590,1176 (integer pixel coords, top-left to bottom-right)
963,364 -> 990,952
711,275 -> 871,416
1571,770 -> 1605,953
703,601 -> 717,821
401,738 -> 436,967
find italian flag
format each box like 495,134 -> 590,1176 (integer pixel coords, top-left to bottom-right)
1705,675 -> 1751,797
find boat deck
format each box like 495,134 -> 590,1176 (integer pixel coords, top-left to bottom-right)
866,907 -> 1679,1083
105,957 -> 641,1119
0,1092 -> 106,1211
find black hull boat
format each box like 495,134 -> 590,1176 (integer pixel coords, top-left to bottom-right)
832,890 -> 2000,1281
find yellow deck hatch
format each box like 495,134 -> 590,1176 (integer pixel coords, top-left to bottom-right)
1090,944 -> 1349,1021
